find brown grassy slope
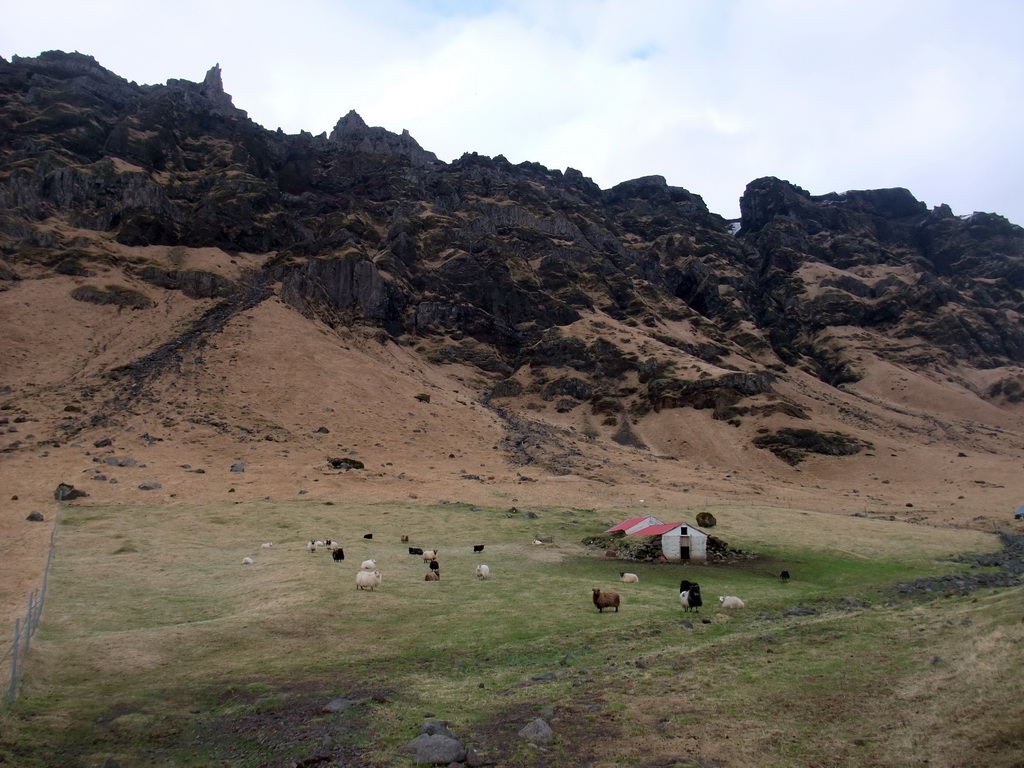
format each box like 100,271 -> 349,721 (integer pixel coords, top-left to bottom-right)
2,250 -> 1024,632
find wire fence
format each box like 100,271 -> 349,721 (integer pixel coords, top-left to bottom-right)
1,506 -> 58,707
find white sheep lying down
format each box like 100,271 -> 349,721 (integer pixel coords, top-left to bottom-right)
360,558 -> 377,570
475,564 -> 490,579
619,572 -> 639,583
356,570 -> 382,591
719,595 -> 745,609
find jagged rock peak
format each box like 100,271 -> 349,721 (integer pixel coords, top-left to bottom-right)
328,110 -> 439,166
739,176 -> 813,233
332,109 -> 369,136
202,64 -> 225,95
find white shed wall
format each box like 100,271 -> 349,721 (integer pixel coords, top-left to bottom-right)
661,526 -> 708,563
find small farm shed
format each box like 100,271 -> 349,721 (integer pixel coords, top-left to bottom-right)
605,516 -> 664,535
650,523 -> 709,563
606,517 -> 709,563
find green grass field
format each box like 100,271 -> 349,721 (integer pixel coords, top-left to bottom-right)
2,501 -> 1022,767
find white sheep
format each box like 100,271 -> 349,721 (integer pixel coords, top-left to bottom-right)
261,542 -> 273,549
422,549 -> 438,562
307,540 -> 317,553
719,595 -> 745,609
314,540 -> 326,547
242,557 -> 254,565
356,570 -> 382,591
475,564 -> 490,579
619,572 -> 639,583
360,558 -> 377,570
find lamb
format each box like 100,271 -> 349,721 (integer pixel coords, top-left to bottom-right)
242,557 -> 254,565
719,595 -> 745,609
680,581 -> 702,613
331,547 -> 345,561
473,544 -> 485,552
401,535 -> 409,543
475,564 -> 490,579
619,572 -> 639,583
355,570 -> 382,591
361,558 -> 377,570
422,549 -> 438,562
424,571 -> 440,581
592,588 -> 620,613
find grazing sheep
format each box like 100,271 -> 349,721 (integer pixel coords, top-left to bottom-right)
361,558 -> 377,570
363,533 -> 373,539
592,588 -> 620,613
408,547 -> 423,556
356,570 -> 382,591
532,539 -> 543,545
332,547 -> 345,561
780,570 -> 791,582
424,571 -> 440,581
422,549 -> 438,562
475,564 -> 490,579
619,572 -> 639,583
314,540 -> 326,547
473,544 -> 485,552
242,557 -> 254,565
401,535 -> 409,543
323,539 -> 334,548
429,559 -> 440,572
680,581 -> 702,613
719,595 -> 745,609
260,542 -> 273,549
307,540 -> 317,553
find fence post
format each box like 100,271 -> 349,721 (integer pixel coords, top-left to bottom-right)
7,618 -> 20,705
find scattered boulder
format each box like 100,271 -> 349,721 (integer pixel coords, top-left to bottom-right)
26,511 -> 44,522
327,457 -> 365,470
138,482 -> 162,491
230,462 -> 245,473
93,437 -> 113,447
54,483 -> 88,501
404,721 -> 467,765
518,718 -> 553,744
695,511 -> 717,528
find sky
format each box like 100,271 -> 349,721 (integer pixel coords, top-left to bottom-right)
3,0 -> 1023,224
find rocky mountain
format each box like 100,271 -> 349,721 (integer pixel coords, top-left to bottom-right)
2,50 -> 1023,528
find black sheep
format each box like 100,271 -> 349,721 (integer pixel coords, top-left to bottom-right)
473,544 -> 485,552
680,581 -> 702,613
409,547 -> 423,555
429,559 -> 440,572
332,548 -> 345,561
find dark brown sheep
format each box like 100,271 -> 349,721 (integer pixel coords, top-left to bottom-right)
592,588 -> 620,613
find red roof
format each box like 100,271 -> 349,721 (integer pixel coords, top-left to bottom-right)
627,522 -> 684,536
605,516 -> 658,533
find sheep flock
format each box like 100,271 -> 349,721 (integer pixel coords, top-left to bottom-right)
239,534 -> 760,620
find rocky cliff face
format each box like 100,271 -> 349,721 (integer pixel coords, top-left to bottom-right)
2,50 -> 1023,472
